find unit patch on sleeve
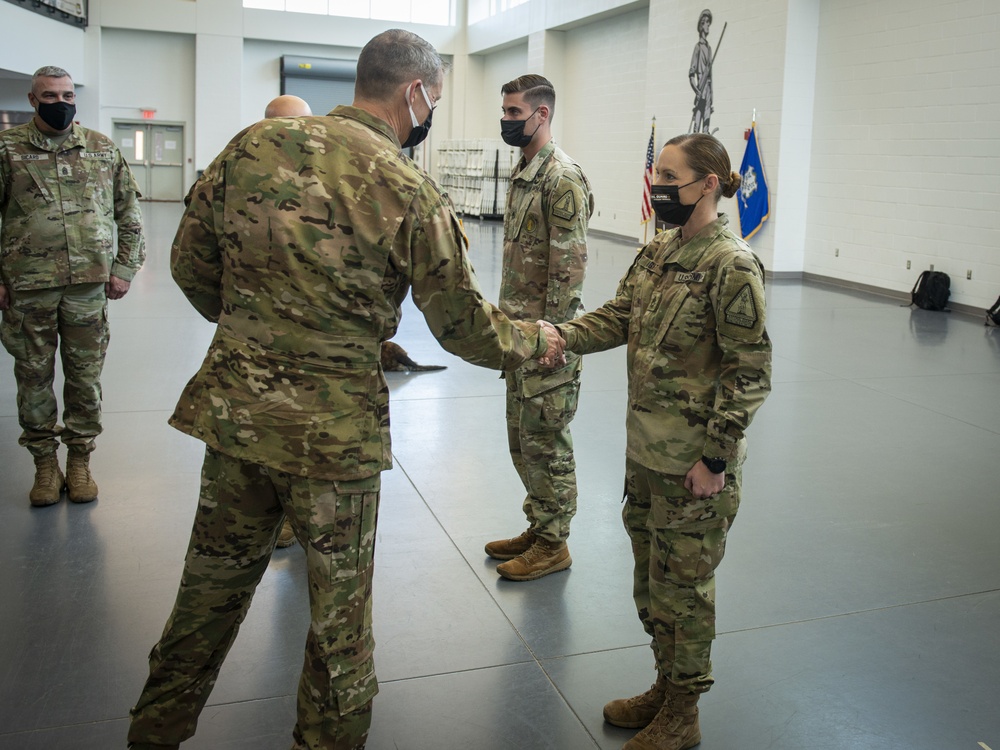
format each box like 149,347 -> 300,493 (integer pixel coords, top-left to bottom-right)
551,189 -> 577,221
724,284 -> 758,328
717,266 -> 766,342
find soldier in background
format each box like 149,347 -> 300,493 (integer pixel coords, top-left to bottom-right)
264,94 -> 312,119
484,74 -> 593,581
555,133 -> 772,750
0,66 -> 145,507
127,29 -> 563,750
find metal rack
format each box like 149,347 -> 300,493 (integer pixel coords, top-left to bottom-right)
437,139 -> 519,219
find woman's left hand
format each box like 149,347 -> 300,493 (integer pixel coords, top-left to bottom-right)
684,460 -> 725,499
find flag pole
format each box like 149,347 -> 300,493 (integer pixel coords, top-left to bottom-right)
643,117 -> 655,245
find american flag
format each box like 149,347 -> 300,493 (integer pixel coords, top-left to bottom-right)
640,121 -> 655,224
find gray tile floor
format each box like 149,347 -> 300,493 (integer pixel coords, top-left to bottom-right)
1,202 -> 998,750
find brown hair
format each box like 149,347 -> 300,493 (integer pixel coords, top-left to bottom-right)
665,133 -> 741,200
501,74 -> 556,119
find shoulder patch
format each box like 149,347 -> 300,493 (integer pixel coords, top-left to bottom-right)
724,284 -> 758,328
717,267 -> 766,342
552,189 -> 577,221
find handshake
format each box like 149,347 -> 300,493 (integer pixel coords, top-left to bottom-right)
536,320 -> 567,369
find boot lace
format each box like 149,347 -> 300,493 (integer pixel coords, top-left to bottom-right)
67,459 -> 93,486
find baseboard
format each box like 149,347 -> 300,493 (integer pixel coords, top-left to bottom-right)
793,272 -> 983,319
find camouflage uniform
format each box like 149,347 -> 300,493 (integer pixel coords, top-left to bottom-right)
558,215 -> 771,694
127,106 -> 548,750
0,120 -> 144,457
500,140 -> 592,542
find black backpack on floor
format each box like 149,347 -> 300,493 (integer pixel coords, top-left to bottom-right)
910,271 -> 950,311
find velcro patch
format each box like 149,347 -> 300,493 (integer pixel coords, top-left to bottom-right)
82,151 -> 113,159
718,268 -> 766,341
11,153 -> 50,161
676,271 -> 706,283
552,189 -> 577,221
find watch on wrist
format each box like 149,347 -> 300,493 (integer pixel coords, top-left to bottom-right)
701,456 -> 727,474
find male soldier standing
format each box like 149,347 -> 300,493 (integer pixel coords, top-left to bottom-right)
0,66 -> 145,506
261,93 -> 314,550
484,75 -> 593,581
127,30 -> 563,750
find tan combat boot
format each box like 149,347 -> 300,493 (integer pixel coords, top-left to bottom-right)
276,519 -> 297,548
484,529 -> 536,560
496,537 -> 571,581
603,675 -> 669,728
622,690 -> 701,750
29,455 -> 65,507
66,453 -> 99,503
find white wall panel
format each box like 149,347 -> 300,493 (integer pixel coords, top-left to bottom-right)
805,0 -> 1000,307
100,28 -> 196,185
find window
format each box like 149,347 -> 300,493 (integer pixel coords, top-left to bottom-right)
243,0 -> 453,26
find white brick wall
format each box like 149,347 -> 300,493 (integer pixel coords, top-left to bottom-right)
805,0 -> 1000,307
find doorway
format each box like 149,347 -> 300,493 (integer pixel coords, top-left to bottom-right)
111,121 -> 185,201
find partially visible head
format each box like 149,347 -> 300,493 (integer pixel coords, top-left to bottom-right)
500,74 -> 556,122
355,29 -> 447,102
29,66 -> 76,134
659,133 -> 741,202
264,95 -> 312,118
698,8 -> 712,33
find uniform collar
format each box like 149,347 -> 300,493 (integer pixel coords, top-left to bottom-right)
27,119 -> 85,151
331,104 -> 405,149
664,214 -> 731,270
513,139 -> 556,182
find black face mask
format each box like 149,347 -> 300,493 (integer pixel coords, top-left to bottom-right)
37,101 -> 76,132
650,180 -> 704,226
401,84 -> 434,150
500,108 -> 540,148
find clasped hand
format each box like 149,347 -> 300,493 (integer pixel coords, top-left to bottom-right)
536,320 -> 566,368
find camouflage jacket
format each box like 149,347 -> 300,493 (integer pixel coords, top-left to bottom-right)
0,120 -> 145,291
500,140 -> 592,381
170,106 -> 547,480
558,215 -> 772,475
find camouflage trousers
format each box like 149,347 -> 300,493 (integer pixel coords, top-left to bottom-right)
128,446 -> 380,750
0,283 -> 109,457
505,360 -> 581,543
623,457 -> 741,694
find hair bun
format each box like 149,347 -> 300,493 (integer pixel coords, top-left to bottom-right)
722,170 -> 742,199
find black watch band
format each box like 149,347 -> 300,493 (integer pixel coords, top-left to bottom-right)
701,456 -> 727,474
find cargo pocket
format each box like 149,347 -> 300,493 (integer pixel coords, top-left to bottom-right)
311,478 -> 379,583
519,360 -> 581,432
672,613 -> 714,684
0,307 -> 26,360
333,665 -> 379,717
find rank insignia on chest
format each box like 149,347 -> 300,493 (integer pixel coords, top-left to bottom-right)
675,271 -> 706,283
724,283 -> 759,328
59,164 -> 73,177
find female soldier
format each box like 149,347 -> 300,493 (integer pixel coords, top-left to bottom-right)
555,133 -> 772,750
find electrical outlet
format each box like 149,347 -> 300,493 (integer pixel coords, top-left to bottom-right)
835,248 -> 839,257
906,260 -> 911,270
967,269 -> 972,280
930,264 -> 935,271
